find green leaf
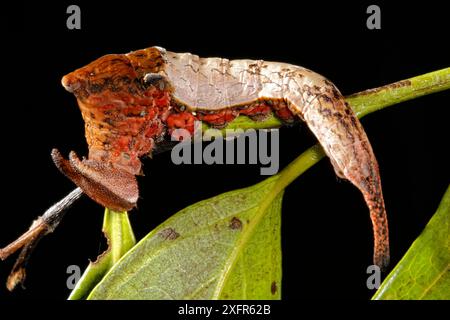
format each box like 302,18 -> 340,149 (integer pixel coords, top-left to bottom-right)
68,208 -> 135,300
88,176 -> 282,300
373,185 -> 450,300
87,142 -> 322,300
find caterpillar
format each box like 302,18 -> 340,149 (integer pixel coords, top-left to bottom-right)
53,46 -> 389,269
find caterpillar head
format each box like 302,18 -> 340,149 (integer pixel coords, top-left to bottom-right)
54,47 -> 171,211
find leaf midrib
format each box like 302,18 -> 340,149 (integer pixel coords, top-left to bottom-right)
212,183 -> 283,298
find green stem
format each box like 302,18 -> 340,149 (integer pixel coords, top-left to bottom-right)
103,209 -> 136,265
349,67 -> 450,117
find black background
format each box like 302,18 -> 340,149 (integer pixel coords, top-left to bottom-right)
0,0 -> 448,303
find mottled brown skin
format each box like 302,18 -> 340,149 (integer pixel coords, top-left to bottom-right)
55,46 -> 389,269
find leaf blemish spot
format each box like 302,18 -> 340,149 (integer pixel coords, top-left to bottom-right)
158,227 -> 180,240
229,217 -> 243,230
271,281 -> 277,295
